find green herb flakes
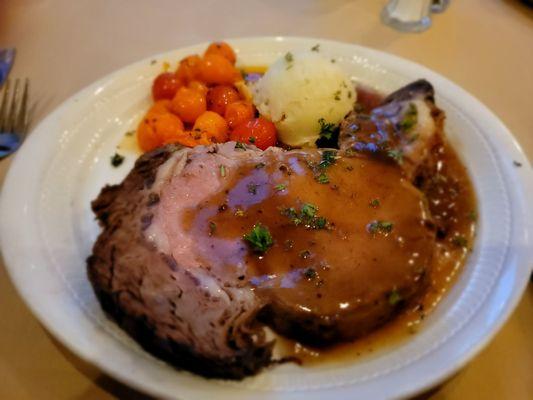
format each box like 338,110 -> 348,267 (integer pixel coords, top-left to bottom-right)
247,183 -> 258,195
301,203 -> 318,218
303,267 -> 317,280
111,153 -> 125,167
318,118 -> 337,140
299,250 -> 311,259
451,235 -> 468,248
369,199 -> 380,208
398,103 -> 418,131
274,183 -> 287,192
367,220 -> 394,235
208,221 -> 216,236
317,173 -> 329,184
319,150 -> 338,168
388,290 -> 401,306
234,142 -> 247,151
281,203 -> 329,230
244,224 -> 273,254
387,149 -> 404,164
254,162 -> 266,169
219,165 -> 226,177
285,52 -> 294,63
311,44 -> 320,52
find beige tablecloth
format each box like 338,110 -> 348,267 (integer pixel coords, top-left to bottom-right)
0,0 -> 531,398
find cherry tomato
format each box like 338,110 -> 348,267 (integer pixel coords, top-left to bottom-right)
176,55 -> 202,83
171,87 -> 207,123
200,54 -> 241,85
204,42 -> 237,65
147,99 -> 172,115
152,72 -> 182,101
224,101 -> 254,129
187,80 -> 208,96
229,117 -> 277,150
193,111 -> 228,143
137,112 -> 185,152
206,85 -> 240,116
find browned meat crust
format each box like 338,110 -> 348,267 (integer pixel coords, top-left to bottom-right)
87,145 -> 273,379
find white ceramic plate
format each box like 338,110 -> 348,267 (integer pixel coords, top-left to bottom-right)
1,37 -> 532,400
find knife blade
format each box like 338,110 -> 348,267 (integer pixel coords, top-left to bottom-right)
0,48 -> 16,86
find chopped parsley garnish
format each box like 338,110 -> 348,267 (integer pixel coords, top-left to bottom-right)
274,183 -> 287,192
311,44 -> 320,52
369,199 -> 380,208
317,173 -> 329,184
249,136 -> 256,144
208,221 -> 217,236
303,267 -> 317,280
281,203 -> 329,230
451,235 -> 468,248
235,208 -> 245,217
318,118 -> 337,140
244,224 -> 273,254
299,250 -> 311,259
319,150 -> 338,168
307,150 -> 338,184
301,203 -> 318,218
247,183 -> 258,195
467,210 -> 477,222
235,142 -> 247,151
513,160 -> 522,167
125,130 -> 134,137
111,153 -> 125,167
333,90 -> 341,101
388,290 -> 401,305
387,149 -> 404,164
254,162 -> 266,169
314,217 -> 327,229
285,52 -> 294,63
219,165 -> 227,177
285,52 -> 294,69
367,220 -> 394,235
398,103 -> 418,131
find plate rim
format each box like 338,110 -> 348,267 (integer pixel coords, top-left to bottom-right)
1,36 -> 532,400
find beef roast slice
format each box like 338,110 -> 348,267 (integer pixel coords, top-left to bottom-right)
89,142 -> 435,378
88,145 -> 273,379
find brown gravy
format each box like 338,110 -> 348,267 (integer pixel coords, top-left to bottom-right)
277,87 -> 478,364
183,151 -> 434,325
183,83 -> 476,364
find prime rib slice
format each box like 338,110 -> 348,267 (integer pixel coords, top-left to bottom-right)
88,139 -> 435,379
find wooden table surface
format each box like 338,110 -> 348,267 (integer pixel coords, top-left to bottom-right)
0,0 -> 531,398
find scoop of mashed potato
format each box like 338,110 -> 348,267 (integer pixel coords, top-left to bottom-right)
252,51 -> 356,147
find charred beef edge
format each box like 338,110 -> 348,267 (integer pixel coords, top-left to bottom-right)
87,145 -> 273,379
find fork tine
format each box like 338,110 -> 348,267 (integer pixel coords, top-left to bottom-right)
16,79 -> 29,135
6,78 -> 20,133
0,79 -> 10,131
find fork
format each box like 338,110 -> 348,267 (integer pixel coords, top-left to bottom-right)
0,78 -> 29,159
